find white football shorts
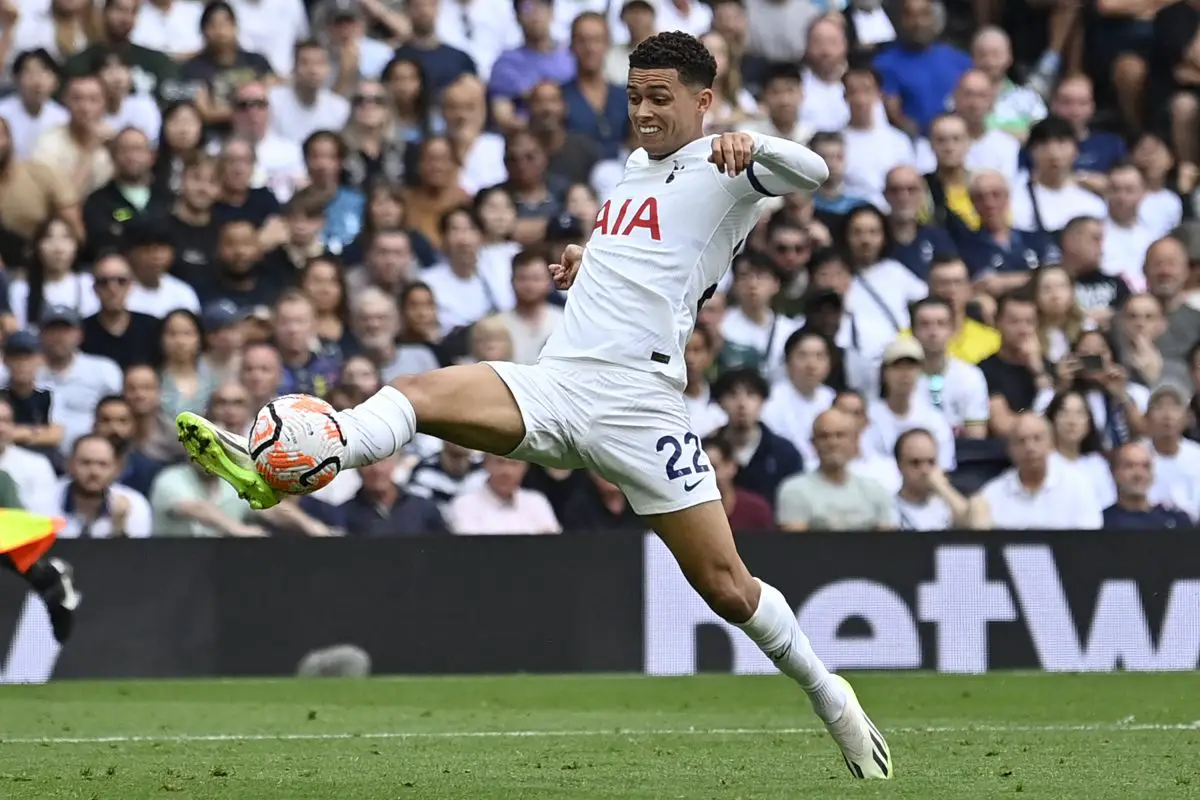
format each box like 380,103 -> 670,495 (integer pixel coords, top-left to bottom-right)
486,357 -> 723,516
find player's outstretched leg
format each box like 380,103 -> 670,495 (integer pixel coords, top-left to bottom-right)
179,364 -> 527,507
1,555 -> 80,643
646,501 -> 892,780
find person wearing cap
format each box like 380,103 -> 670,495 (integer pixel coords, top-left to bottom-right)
122,218 -> 202,318
1103,442 -> 1194,529
0,331 -> 63,461
199,300 -> 246,384
35,305 -> 124,457
1143,385 -> 1200,521
392,0 -> 477,98
81,126 -> 172,260
81,253 -> 164,368
267,41 -> 350,145
863,337 -> 956,471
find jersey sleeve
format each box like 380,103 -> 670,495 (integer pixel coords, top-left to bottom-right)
728,133 -> 830,199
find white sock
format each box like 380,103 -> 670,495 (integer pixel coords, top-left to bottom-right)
334,386 -> 417,469
737,579 -> 847,723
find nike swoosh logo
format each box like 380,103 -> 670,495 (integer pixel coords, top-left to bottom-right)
683,478 -> 704,492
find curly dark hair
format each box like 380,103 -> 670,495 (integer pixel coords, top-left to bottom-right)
628,31 -> 716,89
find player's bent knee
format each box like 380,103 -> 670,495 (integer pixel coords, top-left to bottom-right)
692,565 -> 757,623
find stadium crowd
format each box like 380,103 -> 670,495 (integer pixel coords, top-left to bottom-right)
0,0 -> 1195,535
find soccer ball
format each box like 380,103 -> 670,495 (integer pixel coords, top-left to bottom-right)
249,394 -> 346,495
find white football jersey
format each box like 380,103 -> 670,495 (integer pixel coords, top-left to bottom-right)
540,135 -> 784,390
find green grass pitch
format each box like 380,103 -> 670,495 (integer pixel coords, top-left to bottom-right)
0,673 -> 1197,798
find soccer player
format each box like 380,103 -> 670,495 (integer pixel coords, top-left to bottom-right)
178,32 -> 892,779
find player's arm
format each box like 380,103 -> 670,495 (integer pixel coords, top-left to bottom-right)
709,132 -> 830,197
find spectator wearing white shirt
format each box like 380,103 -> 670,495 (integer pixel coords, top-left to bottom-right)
1128,132 -> 1183,238
131,0 -> 205,59
841,63 -> 916,207
52,434 -> 152,538
736,63 -> 813,145
865,338 -> 956,470
1040,329 -> 1149,449
953,69 -> 1019,186
801,16 -> 870,134
976,412 -> 1103,530
0,50 -> 69,160
910,296 -> 989,437
37,305 -> 124,456
682,327 -> 728,438
1011,116 -> 1107,237
762,330 -> 835,468
832,388 -> 902,493
423,207 -> 512,334
719,252 -> 798,383
893,428 -> 979,530
1102,164 -> 1154,291
268,41 -> 351,144
843,205 -> 928,339
9,216 -> 99,330
447,453 -> 560,534
435,0 -> 521,81
442,75 -> 509,195
229,0 -> 309,75
230,81 -> 306,202
1144,385 -> 1200,520
497,249 -> 562,365
1044,389 -> 1116,511
123,218 -> 202,317
0,397 -> 58,514
96,50 -> 163,142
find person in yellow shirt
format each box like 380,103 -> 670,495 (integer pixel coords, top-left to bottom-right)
901,256 -> 1001,364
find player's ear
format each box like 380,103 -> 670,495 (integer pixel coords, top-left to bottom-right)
695,87 -> 714,115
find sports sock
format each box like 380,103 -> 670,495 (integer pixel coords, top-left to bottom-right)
737,579 -> 847,723
334,386 -> 418,469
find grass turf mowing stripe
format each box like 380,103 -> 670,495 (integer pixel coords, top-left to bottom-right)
3,720 -> 1199,745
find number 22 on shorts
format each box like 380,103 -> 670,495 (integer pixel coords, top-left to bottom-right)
657,433 -> 710,491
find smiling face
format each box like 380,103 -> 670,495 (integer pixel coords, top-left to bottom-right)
627,67 -> 711,158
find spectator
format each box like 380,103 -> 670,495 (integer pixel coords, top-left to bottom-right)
124,217 -> 202,317
346,229 -> 415,297
424,207 -> 511,333
239,341 -> 283,414
719,252 -> 798,382
739,63 -> 811,148
381,55 -> 442,144
952,69 -> 1020,185
883,164 -> 958,282
969,27 -> 1045,141
1145,236 -> 1200,391
228,81 -> 306,202
297,256 -> 353,355
803,251 -> 887,387
325,454 -> 445,535
463,314 -> 513,363
1048,74 -> 1126,183
960,170 -> 1059,294
123,362 -> 183,463
212,136 -> 283,227
777,408 -> 893,531
92,393 -> 163,496
555,469 -> 644,531
975,412 -> 1103,529
52,433 -> 152,538
1031,263 -> 1085,365
1102,164 -> 1154,291
31,74 -> 113,198
499,129 -> 567,245
763,216 -> 812,317
407,440 -> 484,509
1059,216 -> 1128,325
9,215 -> 97,330
875,0 -> 971,136
808,132 -> 869,230
1144,385 -> 1200,520
800,16 -> 855,133
150,458 -> 269,536
921,114 -> 977,239
447,453 -> 559,534
434,0 -> 520,83
682,326 -> 727,438
497,248 -> 562,365
62,0 -> 177,102
0,396 -> 58,514
269,188 -> 325,271
833,388 -> 902,492
488,0 -> 575,132
910,296 -> 989,438
442,75 -> 508,196
1011,116 -> 1107,237
131,0 -> 205,60
713,367 -> 804,506
401,136 -> 472,249
762,329 -> 835,468
353,286 -> 439,380
228,0 -> 310,77
711,0 -> 766,95
268,40 -> 350,144
700,30 -> 758,134
197,219 -> 286,307
319,0 -> 397,95
167,153 -> 220,283
95,49 -> 163,142
1103,442 -> 1193,528
38,305 -> 123,455
844,204 -> 928,338
392,0 -> 476,97
924,255 -> 1001,365
1129,131 -> 1184,237
475,185 -> 521,280
0,331 -> 63,458
340,80 -> 407,191
81,252 -> 163,368
527,81 -> 601,187
702,434 -> 773,531
153,102 -> 205,194
180,1 -> 273,135
980,291 -> 1053,437
1044,329 -> 1148,447
1044,388 -> 1116,509
159,308 -> 217,418
604,0 -> 654,84
841,63 -> 916,206
562,12 -> 627,160
1116,293 -> 1167,388
303,131 -> 365,254
199,300 -> 246,384
273,290 -> 341,398
82,127 -> 169,259
864,337 -> 956,470
894,428 -> 977,530
0,49 -> 69,161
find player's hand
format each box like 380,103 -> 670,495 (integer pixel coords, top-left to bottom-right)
549,244 -> 584,290
708,132 -> 756,177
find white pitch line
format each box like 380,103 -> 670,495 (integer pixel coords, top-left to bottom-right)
3,721 -> 1199,746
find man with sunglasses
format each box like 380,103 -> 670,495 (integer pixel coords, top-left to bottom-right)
229,82 -> 305,202
81,252 -> 163,369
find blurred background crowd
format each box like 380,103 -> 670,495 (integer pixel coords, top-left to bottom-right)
0,0 -> 1196,536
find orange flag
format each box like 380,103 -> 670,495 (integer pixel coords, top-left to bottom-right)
0,510 -> 64,572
